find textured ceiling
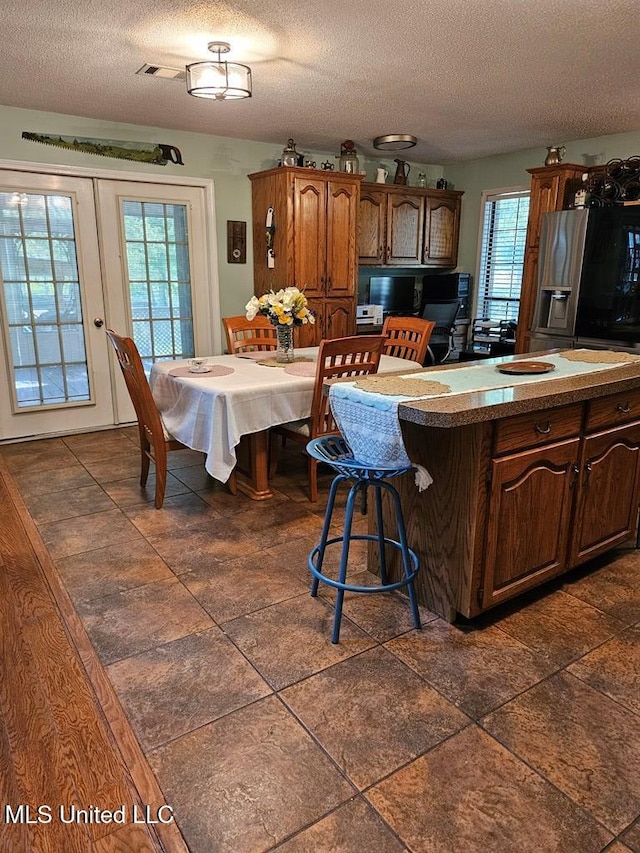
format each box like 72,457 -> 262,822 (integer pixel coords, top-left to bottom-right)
3,0 -> 640,163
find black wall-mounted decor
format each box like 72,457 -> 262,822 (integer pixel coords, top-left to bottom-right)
227,220 -> 247,264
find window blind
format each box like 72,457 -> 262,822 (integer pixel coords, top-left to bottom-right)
477,190 -> 530,323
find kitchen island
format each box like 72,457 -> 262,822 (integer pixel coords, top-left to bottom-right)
352,351 -> 640,622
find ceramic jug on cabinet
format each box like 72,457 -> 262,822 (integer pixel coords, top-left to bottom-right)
393,159 -> 410,185
375,167 -> 388,183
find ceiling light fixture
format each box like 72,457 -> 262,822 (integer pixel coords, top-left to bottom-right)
186,42 -> 252,101
373,134 -> 418,151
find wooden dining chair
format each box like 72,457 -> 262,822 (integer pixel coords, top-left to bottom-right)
223,315 -> 278,354
106,329 -> 191,509
270,335 -> 386,501
382,315 -> 435,365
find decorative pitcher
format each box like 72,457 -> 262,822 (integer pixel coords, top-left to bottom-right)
544,145 -> 566,166
393,159 -> 410,185
375,167 -> 388,183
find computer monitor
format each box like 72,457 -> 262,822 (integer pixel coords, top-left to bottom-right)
368,276 -> 416,314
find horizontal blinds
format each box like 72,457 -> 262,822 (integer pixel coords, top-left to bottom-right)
477,191 -> 530,323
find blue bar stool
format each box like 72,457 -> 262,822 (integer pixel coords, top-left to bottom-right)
307,434 -> 421,643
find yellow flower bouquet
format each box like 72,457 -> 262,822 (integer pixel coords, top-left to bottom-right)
245,287 -> 315,327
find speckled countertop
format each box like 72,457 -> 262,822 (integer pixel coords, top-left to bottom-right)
397,351 -> 640,427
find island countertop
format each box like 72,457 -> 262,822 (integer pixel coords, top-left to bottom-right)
326,348 -> 640,623
384,350 -> 640,428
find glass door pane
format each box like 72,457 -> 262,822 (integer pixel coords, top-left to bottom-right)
122,200 -> 194,373
96,180 -> 216,424
0,171 -> 113,440
0,190 -> 91,408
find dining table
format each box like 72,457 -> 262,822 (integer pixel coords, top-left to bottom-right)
149,345 -> 410,500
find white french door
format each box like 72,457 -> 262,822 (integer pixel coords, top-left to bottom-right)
96,180 -> 214,423
0,172 -> 113,438
0,169 -> 216,440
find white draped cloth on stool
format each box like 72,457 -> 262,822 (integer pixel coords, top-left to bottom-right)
329,383 -> 433,490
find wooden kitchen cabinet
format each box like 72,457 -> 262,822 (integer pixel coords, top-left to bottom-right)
295,298 -> 354,347
482,438 -> 579,609
423,194 -> 461,267
484,401 -> 640,610
249,166 -> 362,345
517,164 -> 585,353
570,420 -> 640,567
387,193 -> 424,264
372,381 -> 640,623
358,188 -> 386,264
357,183 -> 463,269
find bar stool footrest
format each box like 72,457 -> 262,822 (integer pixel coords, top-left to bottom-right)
309,533 -> 419,594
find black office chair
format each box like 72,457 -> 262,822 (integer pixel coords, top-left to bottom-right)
421,299 -> 462,364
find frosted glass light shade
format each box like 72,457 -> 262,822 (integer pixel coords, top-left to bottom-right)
186,43 -> 252,100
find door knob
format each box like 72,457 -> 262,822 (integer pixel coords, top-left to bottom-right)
94,318 -> 104,328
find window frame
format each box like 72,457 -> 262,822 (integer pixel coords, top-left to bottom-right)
473,186 -> 530,325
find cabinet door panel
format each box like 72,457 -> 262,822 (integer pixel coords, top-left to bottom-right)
294,177 -> 326,297
570,422 -> 640,566
387,195 -> 424,264
423,196 -> 460,267
325,299 -> 355,339
526,173 -> 560,249
326,181 -> 359,295
358,190 -> 386,265
483,438 -> 579,608
297,300 -> 322,347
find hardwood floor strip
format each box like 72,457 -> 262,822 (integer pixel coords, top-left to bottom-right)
0,537 -> 92,852
0,714 -> 30,853
0,510 -> 134,843
0,456 -> 188,853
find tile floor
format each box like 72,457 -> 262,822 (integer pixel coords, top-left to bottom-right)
3,427 -> 640,853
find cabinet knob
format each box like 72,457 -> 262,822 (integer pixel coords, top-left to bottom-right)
616,402 -> 632,413
583,460 -> 593,486
535,421 -> 551,435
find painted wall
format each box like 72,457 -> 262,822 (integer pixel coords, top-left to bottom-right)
0,105 -> 442,319
6,102 -> 637,323
444,130 -> 640,285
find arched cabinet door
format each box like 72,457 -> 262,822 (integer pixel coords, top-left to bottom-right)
293,177 -> 326,299
326,180 -> 359,296
387,193 -> 424,265
482,438 -> 579,609
569,421 -> 640,567
423,195 -> 461,267
358,189 -> 386,264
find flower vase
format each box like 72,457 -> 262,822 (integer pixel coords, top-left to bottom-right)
275,324 -> 295,363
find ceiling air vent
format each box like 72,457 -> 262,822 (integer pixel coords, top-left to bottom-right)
136,64 -> 186,82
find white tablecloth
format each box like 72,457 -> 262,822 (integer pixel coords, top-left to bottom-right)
150,347 -> 409,483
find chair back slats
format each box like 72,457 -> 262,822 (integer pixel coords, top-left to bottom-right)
223,315 -> 278,353
105,329 -> 166,447
382,315 -> 435,365
310,335 -> 385,436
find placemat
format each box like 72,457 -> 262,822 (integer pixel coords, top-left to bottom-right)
559,349 -> 640,364
168,365 -> 235,378
234,351 -> 277,360
256,356 -> 315,367
284,361 -> 317,377
354,375 -> 452,397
